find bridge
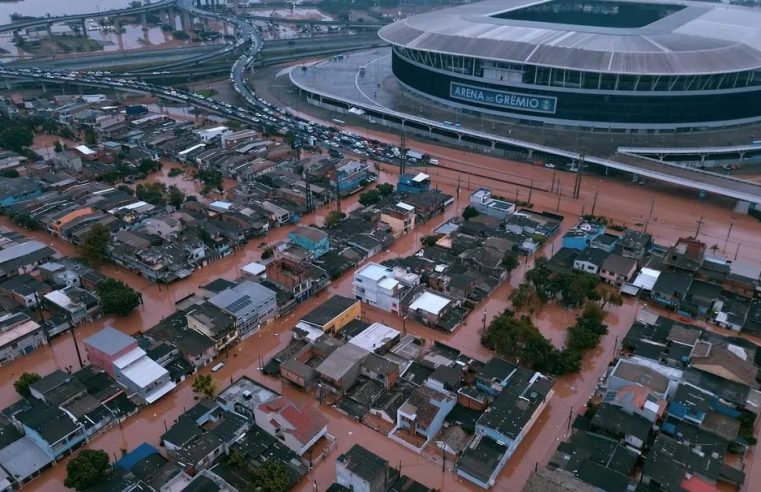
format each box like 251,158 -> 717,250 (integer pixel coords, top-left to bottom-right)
0,0 -> 176,34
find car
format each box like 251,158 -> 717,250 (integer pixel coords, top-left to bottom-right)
544,163 -> 556,169
211,362 -> 225,372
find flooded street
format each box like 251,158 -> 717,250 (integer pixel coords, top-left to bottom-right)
0,127 -> 759,490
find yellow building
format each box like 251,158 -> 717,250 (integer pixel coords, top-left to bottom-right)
380,202 -> 416,237
300,295 -> 361,333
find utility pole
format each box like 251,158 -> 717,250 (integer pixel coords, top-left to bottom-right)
556,186 -> 562,211
69,316 -> 84,369
528,179 -> 534,205
695,215 -> 704,238
399,131 -> 407,175
724,219 -> 735,251
303,170 -> 313,214
573,153 -> 585,199
590,191 -> 598,217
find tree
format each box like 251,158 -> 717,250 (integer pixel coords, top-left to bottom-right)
81,223 -> 111,267
261,247 -> 274,260
421,234 -> 439,247
14,372 -> 41,397
324,210 -> 343,228
462,206 -> 479,219
54,140 -> 64,153
135,183 -> 166,205
192,374 -> 216,398
252,460 -> 291,492
376,183 -> 394,196
138,159 -> 161,175
0,125 -> 33,152
502,252 -> 519,272
600,291 -> 624,309
97,279 -> 141,316
0,168 -> 19,178
168,186 -> 185,208
510,284 -> 532,312
64,449 -> 110,491
358,189 -> 381,207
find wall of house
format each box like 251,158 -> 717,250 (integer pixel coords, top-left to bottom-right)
325,301 -> 361,333
84,343 -> 136,377
0,327 -> 46,367
336,462 -> 382,492
22,423 -> 86,459
354,274 -> 399,313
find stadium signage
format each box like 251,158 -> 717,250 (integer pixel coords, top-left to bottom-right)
450,82 -> 557,114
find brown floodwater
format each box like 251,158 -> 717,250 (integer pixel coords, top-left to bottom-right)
2,136 -> 758,491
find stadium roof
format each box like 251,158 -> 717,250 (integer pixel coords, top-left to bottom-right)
379,0 -> 761,75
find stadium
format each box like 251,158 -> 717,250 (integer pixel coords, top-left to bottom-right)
378,0 -> 761,130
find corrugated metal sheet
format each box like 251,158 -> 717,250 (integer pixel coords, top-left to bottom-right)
378,0 -> 761,74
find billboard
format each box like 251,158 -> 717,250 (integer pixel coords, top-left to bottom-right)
450,82 -> 557,114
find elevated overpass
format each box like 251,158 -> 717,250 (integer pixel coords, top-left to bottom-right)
0,0 -> 176,33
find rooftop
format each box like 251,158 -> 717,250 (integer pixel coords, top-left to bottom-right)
216,376 -> 280,414
300,295 -> 358,328
347,322 -> 400,353
477,369 -> 553,439
317,344 -> 370,381
408,290 -> 451,316
84,326 -> 135,356
337,444 -> 392,484
379,0 -> 761,75
256,397 -> 328,446
0,436 -> 53,483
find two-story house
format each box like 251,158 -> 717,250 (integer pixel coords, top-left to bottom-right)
253,397 -> 328,456
288,226 -> 330,259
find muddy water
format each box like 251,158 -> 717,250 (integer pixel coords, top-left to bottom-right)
3,142 -> 759,491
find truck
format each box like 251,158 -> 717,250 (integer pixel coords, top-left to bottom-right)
406,150 -> 428,163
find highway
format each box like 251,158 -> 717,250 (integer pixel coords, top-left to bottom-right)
0,0 -> 759,206
0,0 -> 175,33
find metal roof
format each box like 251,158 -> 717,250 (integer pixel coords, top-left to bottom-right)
379,0 -> 761,75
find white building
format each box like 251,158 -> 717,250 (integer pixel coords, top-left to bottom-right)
353,262 -> 419,313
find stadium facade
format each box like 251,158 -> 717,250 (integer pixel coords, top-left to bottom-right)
378,0 -> 761,129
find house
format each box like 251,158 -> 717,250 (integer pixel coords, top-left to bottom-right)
600,254 -> 638,286
404,289 -> 458,331
0,177 -> 44,206
589,233 -> 619,253
664,237 -> 706,272
589,404 -> 651,450
13,403 -> 87,459
141,216 -> 182,238
652,271 -> 694,309
617,229 -> 652,260
0,241 -> 55,279
380,203 -> 416,237
606,359 -> 675,400
0,273 -> 49,308
253,397 -> 328,456
458,370 -> 554,489
186,302 -> 238,351
316,343 -> 370,394
604,385 -> 666,423
84,327 -> 176,404
391,385 -> 457,449
288,226 -> 330,259
280,358 -> 318,391
43,286 -> 100,326
469,188 -> 515,221
475,358 -> 517,396
347,322 -> 401,354
354,263 -> 414,313
640,434 -> 722,491
360,353 -> 400,389
265,257 -> 327,303
689,340 -> 757,387
562,221 -> 606,251
397,173 -> 431,193
299,294 -> 361,333
573,247 -> 609,275
216,376 -> 280,421
333,159 -> 370,195
336,445 -> 398,492
208,280 -> 277,338
0,436 -> 53,487
0,312 -> 46,367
